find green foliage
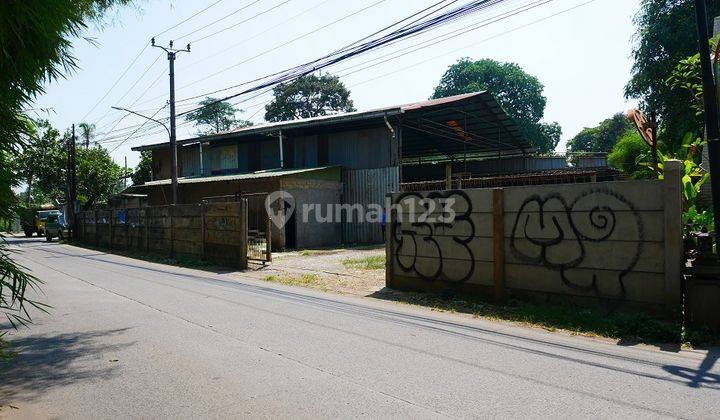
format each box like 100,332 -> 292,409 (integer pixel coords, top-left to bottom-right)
0,0 -> 135,358
185,97 -> 251,135
567,113 -> 632,154
342,255 -> 385,270
131,150 -> 153,186
14,120 -> 68,203
432,58 -> 561,153
382,291 -> 717,347
76,146 -> 124,208
607,129 -> 652,178
264,74 -> 355,122
625,0 -> 719,147
683,205 -> 714,237
77,122 -> 96,148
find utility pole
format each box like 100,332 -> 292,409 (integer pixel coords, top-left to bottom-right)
68,124 -> 77,239
693,0 -> 720,257
124,156 -> 128,189
152,38 -> 190,205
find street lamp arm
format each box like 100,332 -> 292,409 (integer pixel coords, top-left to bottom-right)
111,106 -> 171,138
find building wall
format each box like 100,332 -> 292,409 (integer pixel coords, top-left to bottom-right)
152,148 -> 171,180
148,125 -> 397,180
386,161 -> 684,314
282,178 -> 342,249
342,166 -> 399,244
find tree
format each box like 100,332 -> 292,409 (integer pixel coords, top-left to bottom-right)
432,58 -> 561,154
76,146 -> 124,208
14,120 -> 67,204
0,0 -> 133,355
625,0 -> 720,147
607,129 -> 652,179
567,113 -> 632,155
132,150 -> 153,186
78,122 -> 96,148
264,74 -> 356,122
185,97 -> 251,135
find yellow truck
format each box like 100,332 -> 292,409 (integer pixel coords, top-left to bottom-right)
20,205 -> 60,237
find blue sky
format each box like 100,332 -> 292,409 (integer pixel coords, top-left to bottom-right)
33,0 -> 641,168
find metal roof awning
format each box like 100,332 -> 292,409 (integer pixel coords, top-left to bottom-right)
135,166 -> 338,187
131,91 -> 532,159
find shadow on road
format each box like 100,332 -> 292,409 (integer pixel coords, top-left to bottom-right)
0,328 -> 134,403
663,348 -> 720,389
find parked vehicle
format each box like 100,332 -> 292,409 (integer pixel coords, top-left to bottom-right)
20,206 -> 60,237
45,213 -> 69,242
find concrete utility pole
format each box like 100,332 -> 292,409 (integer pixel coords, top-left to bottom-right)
124,156 -> 128,189
693,0 -> 720,256
151,38 -> 190,205
68,124 -> 77,238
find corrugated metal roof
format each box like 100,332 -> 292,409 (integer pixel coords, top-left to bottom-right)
139,166 -> 337,186
131,91 -> 528,153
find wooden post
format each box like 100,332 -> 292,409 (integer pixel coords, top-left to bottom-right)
124,206 -> 129,250
94,210 -> 99,246
385,202 -> 394,286
169,205 -> 175,259
200,202 -> 206,261
239,199 -> 248,269
144,208 -> 149,253
265,209 -> 272,263
445,163 -> 452,190
109,209 -> 114,250
493,188 -> 506,301
663,160 -> 683,311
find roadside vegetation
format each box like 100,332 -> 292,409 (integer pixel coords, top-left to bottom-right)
264,274 -> 329,292
0,0 -> 137,359
342,255 -> 385,270
372,291 -> 718,349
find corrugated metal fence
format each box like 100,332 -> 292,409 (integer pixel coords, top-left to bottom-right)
342,166 -> 399,244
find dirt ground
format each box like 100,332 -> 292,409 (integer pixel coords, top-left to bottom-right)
239,245 -> 387,296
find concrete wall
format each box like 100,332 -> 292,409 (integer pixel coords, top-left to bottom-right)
281,178 -> 342,249
386,160 -> 684,314
76,202 -> 251,268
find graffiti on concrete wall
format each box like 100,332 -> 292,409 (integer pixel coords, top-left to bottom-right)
509,187 -> 645,297
392,190 -> 476,283
390,186 -> 646,296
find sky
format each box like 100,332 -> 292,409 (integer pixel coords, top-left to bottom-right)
32,0 -> 642,169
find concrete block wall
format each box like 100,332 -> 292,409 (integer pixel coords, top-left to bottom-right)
386,160 -> 684,314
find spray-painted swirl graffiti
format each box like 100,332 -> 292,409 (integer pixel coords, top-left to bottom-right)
509,187 -> 645,297
392,190 -> 476,283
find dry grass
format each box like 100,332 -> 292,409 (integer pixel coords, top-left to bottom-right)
263,274 -> 330,291
342,255 -> 385,270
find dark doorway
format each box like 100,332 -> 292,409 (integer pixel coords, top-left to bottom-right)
284,203 -> 296,249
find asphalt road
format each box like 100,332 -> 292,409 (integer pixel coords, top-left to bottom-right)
1,236 -> 719,419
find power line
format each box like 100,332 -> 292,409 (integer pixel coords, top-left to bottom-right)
105,0 -> 594,148
172,0 -> 263,41
336,0 -> 551,78
136,0 -> 391,107
109,104 -> 168,153
190,0 -> 295,44
347,0 -> 597,88
175,0 -> 516,118
79,42 -> 149,122
90,51 -> 165,127
102,0 -> 511,139
153,0 -> 226,39
181,0 -> 334,70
